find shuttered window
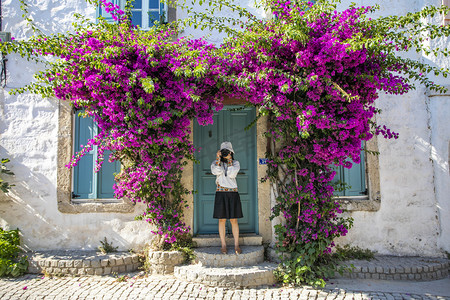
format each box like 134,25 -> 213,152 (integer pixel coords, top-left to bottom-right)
97,0 -> 167,29
72,113 -> 121,199
332,146 -> 367,197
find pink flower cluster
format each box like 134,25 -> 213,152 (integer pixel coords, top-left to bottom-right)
43,2 -> 407,248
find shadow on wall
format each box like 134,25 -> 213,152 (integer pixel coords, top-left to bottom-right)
0,146 -> 153,251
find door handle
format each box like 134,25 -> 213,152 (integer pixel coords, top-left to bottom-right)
206,172 -> 213,175
238,172 -> 245,175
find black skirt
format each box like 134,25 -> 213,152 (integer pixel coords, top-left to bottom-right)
213,191 -> 243,219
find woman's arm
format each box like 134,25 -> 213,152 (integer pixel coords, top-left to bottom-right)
211,150 -> 224,175
226,160 -> 240,178
211,160 -> 224,175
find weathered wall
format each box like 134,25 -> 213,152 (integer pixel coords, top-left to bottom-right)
0,0 -> 448,255
334,0 -> 449,257
0,0 -> 154,251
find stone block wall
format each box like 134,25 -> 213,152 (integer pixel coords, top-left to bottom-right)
146,251 -> 185,275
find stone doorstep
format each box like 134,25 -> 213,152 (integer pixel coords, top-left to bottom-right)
192,234 -> 263,247
194,246 -> 264,267
26,251 -> 143,276
174,262 -> 278,288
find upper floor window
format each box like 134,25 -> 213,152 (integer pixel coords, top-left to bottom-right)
98,0 -> 167,29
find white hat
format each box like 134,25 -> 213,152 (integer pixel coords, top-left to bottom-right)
220,141 -> 234,153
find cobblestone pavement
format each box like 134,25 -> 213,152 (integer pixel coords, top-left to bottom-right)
0,273 -> 449,300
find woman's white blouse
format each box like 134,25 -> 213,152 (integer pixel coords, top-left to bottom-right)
210,160 -> 240,189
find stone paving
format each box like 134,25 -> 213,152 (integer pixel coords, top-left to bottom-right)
0,273 -> 449,300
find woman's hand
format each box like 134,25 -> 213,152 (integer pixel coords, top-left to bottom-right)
216,150 -> 221,160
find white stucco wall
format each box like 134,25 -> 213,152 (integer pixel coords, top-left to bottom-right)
177,0 -> 267,45
0,0 -> 448,255
0,0 -> 154,251
334,0 -> 449,257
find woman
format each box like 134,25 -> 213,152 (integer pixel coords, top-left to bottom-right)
211,141 -> 243,255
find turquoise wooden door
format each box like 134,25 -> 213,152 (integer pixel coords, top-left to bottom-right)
194,106 -> 258,234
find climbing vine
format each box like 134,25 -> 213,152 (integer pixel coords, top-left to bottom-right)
2,0 -> 449,286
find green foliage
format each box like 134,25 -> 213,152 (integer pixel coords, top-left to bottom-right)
0,228 -> 28,277
169,233 -> 196,263
274,250 -> 352,288
333,244 -> 375,261
0,158 -> 15,193
98,237 -> 119,254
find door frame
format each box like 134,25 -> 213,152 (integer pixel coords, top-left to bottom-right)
193,105 -> 259,235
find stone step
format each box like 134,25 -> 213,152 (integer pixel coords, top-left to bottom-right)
174,262 -> 277,288
336,256 -> 450,281
27,251 -> 142,276
193,234 -> 262,247
193,246 -> 264,267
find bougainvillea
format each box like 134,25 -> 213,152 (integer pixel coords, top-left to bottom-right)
4,0 -> 450,286
49,22 -> 230,243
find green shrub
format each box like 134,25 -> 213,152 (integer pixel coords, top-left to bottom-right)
0,158 -> 14,193
98,237 -> 118,254
0,228 -> 28,277
333,244 -> 375,261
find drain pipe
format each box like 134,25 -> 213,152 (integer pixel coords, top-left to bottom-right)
0,0 -> 8,87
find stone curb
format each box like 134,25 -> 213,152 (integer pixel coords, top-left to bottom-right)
337,256 -> 450,281
174,262 -> 278,288
268,248 -> 450,281
194,246 -> 264,267
26,251 -> 142,276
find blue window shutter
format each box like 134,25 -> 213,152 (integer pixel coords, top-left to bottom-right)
73,113 -> 96,199
73,113 -> 121,199
98,150 -> 121,198
97,0 -> 121,23
332,143 -> 366,197
342,151 -> 366,196
331,165 -> 344,197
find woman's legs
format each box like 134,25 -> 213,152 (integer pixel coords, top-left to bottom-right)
218,219 -> 227,250
230,218 -> 240,252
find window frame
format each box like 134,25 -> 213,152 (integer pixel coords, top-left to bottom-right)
335,137 -> 381,212
57,101 -> 134,213
71,110 -> 122,203
97,0 -> 169,29
332,143 -> 367,198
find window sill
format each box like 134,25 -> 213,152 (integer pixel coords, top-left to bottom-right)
335,195 -> 380,212
57,191 -> 135,214
71,198 -> 124,204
